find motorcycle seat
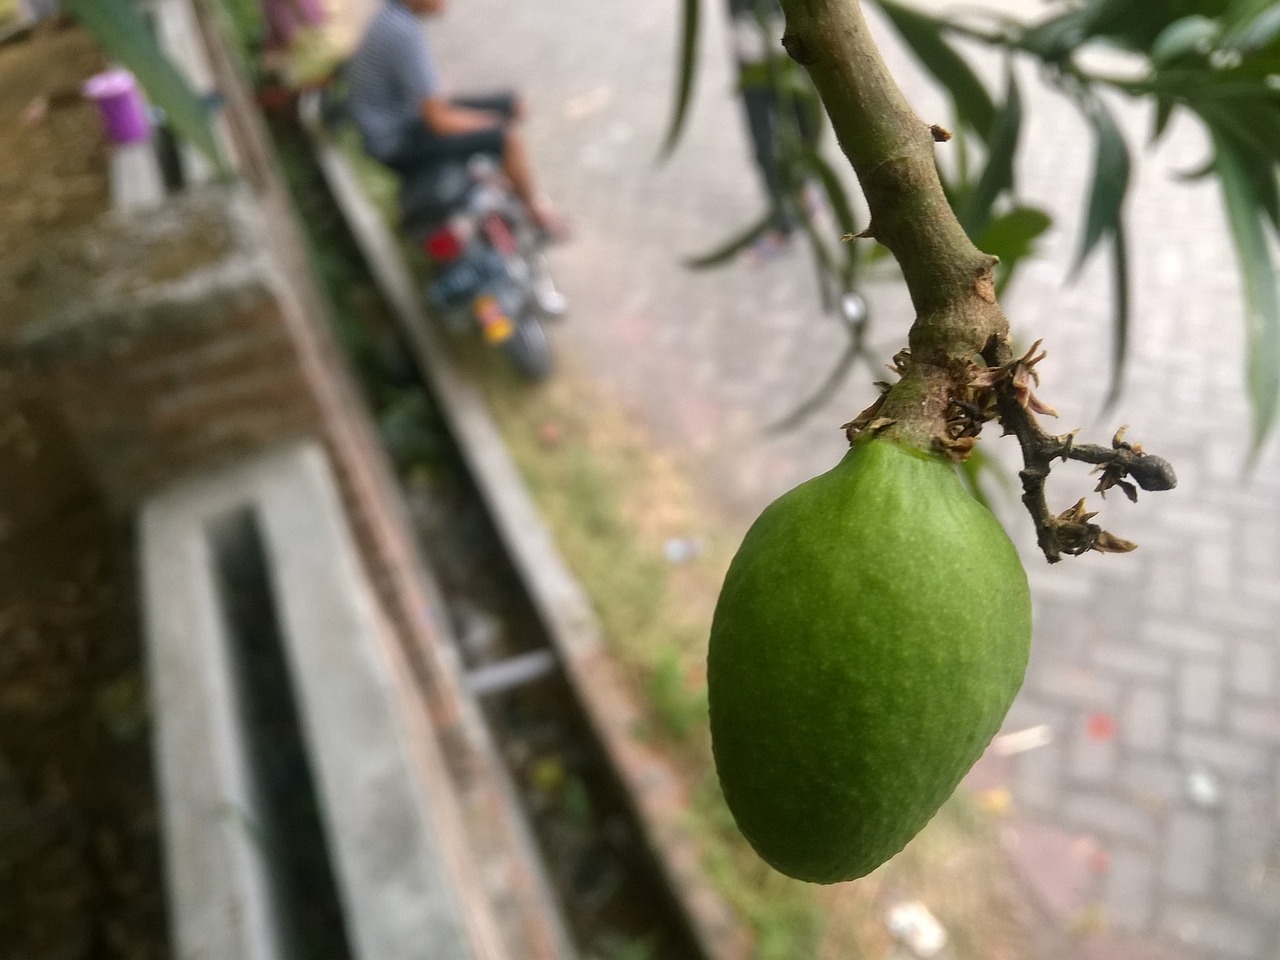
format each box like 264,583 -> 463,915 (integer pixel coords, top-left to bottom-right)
398,162 -> 472,231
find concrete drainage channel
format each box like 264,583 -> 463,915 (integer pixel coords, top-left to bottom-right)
142,444 -> 475,960
262,114 -> 733,957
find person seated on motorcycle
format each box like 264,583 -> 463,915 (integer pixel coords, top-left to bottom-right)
347,0 -> 569,240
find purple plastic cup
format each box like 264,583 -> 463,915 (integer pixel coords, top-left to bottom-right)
83,69 -> 151,145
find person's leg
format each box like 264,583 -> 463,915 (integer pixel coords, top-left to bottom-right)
458,94 -> 565,237
740,85 -> 782,204
387,119 -> 567,239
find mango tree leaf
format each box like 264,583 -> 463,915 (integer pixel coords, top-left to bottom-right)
977,205 -> 1052,298
873,0 -> 996,142
1073,97 -> 1131,275
977,206 -> 1052,258
1103,215 -> 1131,409
660,0 -> 701,159
956,446 -> 1013,514
960,65 -> 1021,237
796,144 -> 857,237
684,211 -> 775,268
766,334 -> 866,432
1215,131 -> 1280,449
1222,0 -> 1280,50
1150,95 -> 1176,144
1150,15 -> 1220,65
66,0 -> 223,170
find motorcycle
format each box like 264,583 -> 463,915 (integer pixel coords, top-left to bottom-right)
302,79 -> 566,381
398,156 -> 566,380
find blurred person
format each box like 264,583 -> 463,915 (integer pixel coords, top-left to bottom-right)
346,0 -> 568,239
727,0 -> 821,257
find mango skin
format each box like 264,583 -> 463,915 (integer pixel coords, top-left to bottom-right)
708,438 -> 1031,883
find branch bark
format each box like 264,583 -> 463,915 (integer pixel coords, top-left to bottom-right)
773,0 -> 1003,355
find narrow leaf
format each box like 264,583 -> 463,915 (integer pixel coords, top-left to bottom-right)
796,145 -> 857,237
766,334 -> 866,432
66,0 -> 223,169
1215,133 -> 1280,449
1150,15 -> 1220,66
1222,0 -> 1280,50
960,65 -> 1022,237
1102,215 -> 1131,409
1073,97 -> 1131,275
976,205 -> 1052,262
683,211 -> 775,269
874,0 -> 996,142
1150,96 -> 1175,144
956,447 -> 1012,514
660,0 -> 700,159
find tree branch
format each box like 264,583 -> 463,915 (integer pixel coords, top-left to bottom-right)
776,0 -> 1176,561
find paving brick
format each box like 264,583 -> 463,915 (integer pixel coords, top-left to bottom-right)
1089,644 -> 1173,682
1015,739 -> 1065,814
1104,845 -> 1157,932
1161,811 -> 1218,898
1118,758 -> 1183,812
1195,538 -> 1236,597
1176,732 -> 1272,781
1142,620 -> 1222,656
1231,639 -> 1277,700
1062,791 -> 1159,846
1160,903 -> 1263,958
1031,661 -> 1122,710
1069,720 -> 1119,785
1195,596 -> 1277,633
1122,685 -> 1172,753
1228,702 -> 1280,746
1177,659 -> 1225,728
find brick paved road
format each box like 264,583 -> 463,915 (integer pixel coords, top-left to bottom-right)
350,1 -> 1280,955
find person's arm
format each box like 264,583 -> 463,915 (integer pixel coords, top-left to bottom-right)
419,97 -> 504,136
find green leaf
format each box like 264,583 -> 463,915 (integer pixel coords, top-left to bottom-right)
795,145 -> 857,237
977,205 -> 1053,298
1150,15 -> 1221,65
683,211 -> 775,269
66,0 -> 223,170
766,334 -> 866,433
873,0 -> 996,142
956,447 -> 1012,514
1073,97 -> 1131,275
1232,6 -> 1280,52
1151,95 -> 1176,144
1222,0 -> 1280,51
660,0 -> 701,159
975,205 -> 1052,263
1103,215 -> 1131,409
1215,132 -> 1280,449
960,65 -> 1022,237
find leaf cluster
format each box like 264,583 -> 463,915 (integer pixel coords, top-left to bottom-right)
935,0 -> 1280,447
664,0 -> 1280,448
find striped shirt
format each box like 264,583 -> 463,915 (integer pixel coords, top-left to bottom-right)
347,1 -> 441,160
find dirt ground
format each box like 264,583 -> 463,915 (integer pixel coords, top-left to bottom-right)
0,21 -> 168,960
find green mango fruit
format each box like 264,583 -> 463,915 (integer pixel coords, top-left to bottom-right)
708,437 -> 1031,883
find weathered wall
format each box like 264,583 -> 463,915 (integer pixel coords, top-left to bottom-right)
10,190 -> 320,507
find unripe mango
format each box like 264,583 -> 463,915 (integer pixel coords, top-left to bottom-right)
708,437 -> 1031,883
